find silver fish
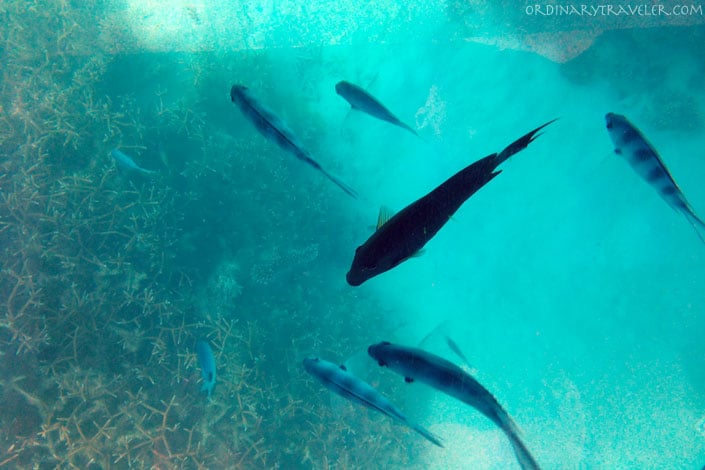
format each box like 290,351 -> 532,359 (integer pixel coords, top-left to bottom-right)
303,357 -> 443,447
605,112 -> 705,244
230,85 -> 357,199
111,149 -> 157,175
196,340 -> 216,398
368,342 -> 540,470
335,80 -> 419,137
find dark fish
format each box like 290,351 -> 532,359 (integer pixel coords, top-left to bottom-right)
335,81 -> 419,137
346,119 -> 556,286
368,342 -> 540,470
230,85 -> 357,198
605,112 -> 705,245
196,340 -> 216,398
303,357 -> 443,447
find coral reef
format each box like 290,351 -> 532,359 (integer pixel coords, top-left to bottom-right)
0,2 -> 407,468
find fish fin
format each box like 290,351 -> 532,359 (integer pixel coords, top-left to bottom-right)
315,165 -> 358,199
507,431 -> 541,470
683,211 -> 705,247
409,422 -> 445,448
404,377 -> 414,383
496,118 -> 558,166
399,121 -> 421,138
377,206 -> 395,230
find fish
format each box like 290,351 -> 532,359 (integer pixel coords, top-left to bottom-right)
335,80 -> 419,137
605,112 -> 705,245
303,356 -> 443,448
111,149 -> 157,175
346,119 -> 556,286
368,342 -> 540,470
196,340 -> 216,398
230,84 -> 357,199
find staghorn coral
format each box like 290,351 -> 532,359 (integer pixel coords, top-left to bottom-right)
0,3 -> 416,468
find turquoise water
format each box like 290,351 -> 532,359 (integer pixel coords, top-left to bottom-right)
1,2 -> 704,468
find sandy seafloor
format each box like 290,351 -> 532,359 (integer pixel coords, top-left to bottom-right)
2,1 -> 705,469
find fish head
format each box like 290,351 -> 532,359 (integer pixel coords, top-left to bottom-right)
367,341 -> 393,366
334,81 -> 350,96
303,356 -> 322,375
230,84 -> 249,104
604,112 -> 636,156
346,245 -> 397,286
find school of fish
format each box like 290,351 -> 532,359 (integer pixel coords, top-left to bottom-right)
120,76 -> 703,469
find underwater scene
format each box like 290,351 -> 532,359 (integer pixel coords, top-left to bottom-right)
1,1 -> 705,468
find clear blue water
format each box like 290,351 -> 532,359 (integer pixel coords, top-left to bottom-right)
1,2 -> 704,468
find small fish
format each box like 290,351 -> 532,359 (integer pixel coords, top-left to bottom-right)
368,342 -> 540,470
335,80 -> 419,137
196,340 -> 216,398
303,357 -> 443,447
346,119 -> 556,286
230,85 -> 357,198
110,149 -> 157,175
605,112 -> 705,245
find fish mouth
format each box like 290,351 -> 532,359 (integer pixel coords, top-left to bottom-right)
345,270 -> 363,286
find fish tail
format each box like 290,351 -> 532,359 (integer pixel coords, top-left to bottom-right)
409,421 -> 444,448
684,210 -> 705,247
507,433 -> 541,470
495,118 -> 558,166
138,168 -> 158,176
499,413 -> 541,470
317,167 -> 359,199
399,121 -> 420,138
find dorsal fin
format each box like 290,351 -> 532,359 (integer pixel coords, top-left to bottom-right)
377,206 -> 395,230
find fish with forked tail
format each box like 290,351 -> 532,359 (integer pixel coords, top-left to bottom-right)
335,80 -> 419,137
230,85 -> 357,198
605,112 -> 705,245
303,357 -> 443,448
368,341 -> 540,470
346,119 -> 556,286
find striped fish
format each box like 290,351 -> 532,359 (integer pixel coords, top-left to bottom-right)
368,342 -> 540,470
230,85 -> 357,199
303,357 -> 443,447
605,112 -> 705,244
